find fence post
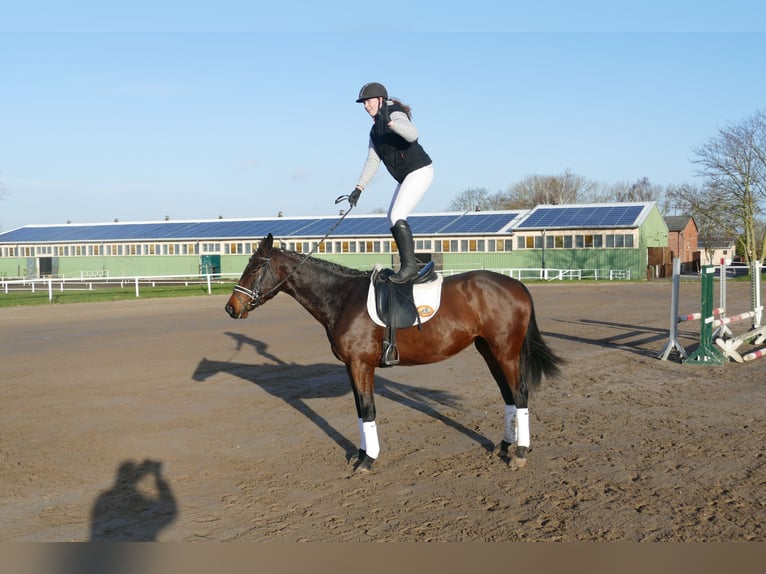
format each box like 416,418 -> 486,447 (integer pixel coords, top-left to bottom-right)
659,258 -> 686,360
207,273 -> 212,294
752,261 -> 762,328
48,278 -> 53,303
685,265 -> 725,365
135,277 -> 140,297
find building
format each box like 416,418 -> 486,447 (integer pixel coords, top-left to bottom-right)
664,214 -> 700,273
698,236 -> 739,266
0,202 -> 669,281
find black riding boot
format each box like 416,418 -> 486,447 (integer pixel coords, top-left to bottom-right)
389,219 -> 418,284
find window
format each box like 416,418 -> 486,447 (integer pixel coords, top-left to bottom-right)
593,235 -> 603,248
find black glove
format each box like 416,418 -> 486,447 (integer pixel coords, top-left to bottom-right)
378,99 -> 390,124
349,187 -> 362,207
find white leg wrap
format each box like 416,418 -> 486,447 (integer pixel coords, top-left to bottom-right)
503,404 -> 517,443
358,418 -> 366,451
516,408 -> 530,448
362,421 -> 380,459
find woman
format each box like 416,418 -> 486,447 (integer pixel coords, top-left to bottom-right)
349,82 -> 434,284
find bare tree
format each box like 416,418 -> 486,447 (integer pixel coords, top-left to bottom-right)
611,177 -> 664,202
447,187 -> 495,211
693,109 -> 766,264
500,170 -> 595,208
666,182 -> 744,263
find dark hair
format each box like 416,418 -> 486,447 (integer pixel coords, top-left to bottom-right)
391,98 -> 412,119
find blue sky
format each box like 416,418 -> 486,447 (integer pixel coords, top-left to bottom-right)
1,2 -> 764,230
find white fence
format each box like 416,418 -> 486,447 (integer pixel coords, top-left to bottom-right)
1,273 -> 242,302
439,267 -> 631,281
1,266 -> 633,303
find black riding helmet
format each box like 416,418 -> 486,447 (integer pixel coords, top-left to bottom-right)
356,82 -> 388,102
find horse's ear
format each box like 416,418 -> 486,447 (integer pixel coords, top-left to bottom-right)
261,233 -> 274,254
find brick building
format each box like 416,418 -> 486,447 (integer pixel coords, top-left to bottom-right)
664,215 -> 699,273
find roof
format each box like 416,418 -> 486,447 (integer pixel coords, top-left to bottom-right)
0,202 -> 659,244
0,210 -> 527,243
664,214 -> 696,232
514,202 -> 656,230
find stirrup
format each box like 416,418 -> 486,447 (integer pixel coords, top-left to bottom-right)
381,341 -> 400,366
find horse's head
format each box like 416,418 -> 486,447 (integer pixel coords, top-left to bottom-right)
225,233 -> 281,319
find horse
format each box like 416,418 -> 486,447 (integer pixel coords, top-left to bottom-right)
225,233 -> 562,472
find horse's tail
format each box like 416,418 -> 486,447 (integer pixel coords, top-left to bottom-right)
520,298 -> 564,391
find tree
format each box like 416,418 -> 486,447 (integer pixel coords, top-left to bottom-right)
692,109 -> 766,264
611,177 -> 664,203
666,182 -> 743,264
447,187 -> 501,212
500,170 -> 595,208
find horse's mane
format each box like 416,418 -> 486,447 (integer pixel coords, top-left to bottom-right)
276,248 -> 372,279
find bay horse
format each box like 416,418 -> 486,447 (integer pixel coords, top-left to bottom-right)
225,233 -> 562,472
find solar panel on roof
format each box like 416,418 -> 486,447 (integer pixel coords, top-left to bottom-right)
516,205 -> 645,229
442,212 -> 519,233
0,208 -> 580,243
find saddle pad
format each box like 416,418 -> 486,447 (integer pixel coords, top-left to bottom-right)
366,266 -> 444,327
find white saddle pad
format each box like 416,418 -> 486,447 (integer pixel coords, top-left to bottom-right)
366,264 -> 443,327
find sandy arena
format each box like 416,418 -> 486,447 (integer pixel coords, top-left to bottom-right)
1,279 -> 764,541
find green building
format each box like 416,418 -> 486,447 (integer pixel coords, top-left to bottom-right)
0,202 -> 668,282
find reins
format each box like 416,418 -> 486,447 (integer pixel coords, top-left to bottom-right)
234,197 -> 355,311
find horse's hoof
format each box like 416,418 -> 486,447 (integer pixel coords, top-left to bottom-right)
494,440 -> 512,458
353,453 -> 376,473
509,456 -> 527,470
509,445 -> 528,470
348,448 -> 366,464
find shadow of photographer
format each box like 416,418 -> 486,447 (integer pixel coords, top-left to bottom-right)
90,459 -> 177,541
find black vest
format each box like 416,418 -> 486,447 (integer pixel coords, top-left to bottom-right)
370,103 -> 432,184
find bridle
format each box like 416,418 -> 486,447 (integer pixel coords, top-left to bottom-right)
231,197 -> 355,314
232,254 -> 276,312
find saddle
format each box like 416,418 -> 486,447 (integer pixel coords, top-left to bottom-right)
370,261 -> 440,367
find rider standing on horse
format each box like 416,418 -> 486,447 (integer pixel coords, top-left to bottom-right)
349,82 -> 434,284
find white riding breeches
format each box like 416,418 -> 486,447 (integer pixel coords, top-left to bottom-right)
387,165 -> 434,227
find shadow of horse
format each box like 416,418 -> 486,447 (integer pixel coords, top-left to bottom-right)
192,333 -> 493,460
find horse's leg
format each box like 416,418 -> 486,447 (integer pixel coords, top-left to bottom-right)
346,361 -> 378,473
474,338 -> 530,469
